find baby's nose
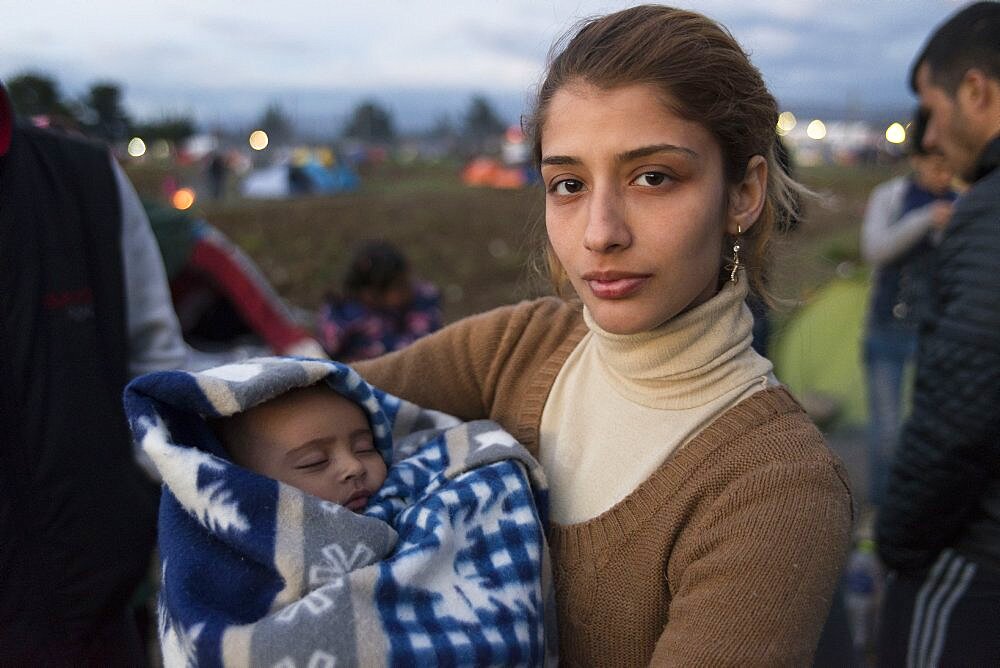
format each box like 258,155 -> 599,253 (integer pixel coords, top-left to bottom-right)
339,455 -> 366,480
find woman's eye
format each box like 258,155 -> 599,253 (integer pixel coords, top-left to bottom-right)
633,172 -> 669,187
551,179 -> 584,195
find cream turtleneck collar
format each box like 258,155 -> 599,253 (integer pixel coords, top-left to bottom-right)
581,279 -> 774,410
540,279 -> 777,523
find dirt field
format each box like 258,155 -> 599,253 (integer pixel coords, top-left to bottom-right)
129,159 -> 903,325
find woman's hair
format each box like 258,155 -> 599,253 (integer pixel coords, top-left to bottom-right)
524,4 -> 804,301
343,240 -> 410,297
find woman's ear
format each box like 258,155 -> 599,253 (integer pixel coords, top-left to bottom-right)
727,155 -> 767,235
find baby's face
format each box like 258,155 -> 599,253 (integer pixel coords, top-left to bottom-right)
227,385 -> 387,510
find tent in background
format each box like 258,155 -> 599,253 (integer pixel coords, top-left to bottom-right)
771,271 -> 872,428
241,160 -> 360,199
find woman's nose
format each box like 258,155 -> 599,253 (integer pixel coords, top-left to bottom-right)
584,186 -> 630,252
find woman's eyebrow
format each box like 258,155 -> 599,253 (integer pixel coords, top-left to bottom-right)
541,143 -> 698,167
616,143 -> 698,163
540,154 -> 580,167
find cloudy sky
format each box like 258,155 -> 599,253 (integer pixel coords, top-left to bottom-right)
1,0 -> 969,131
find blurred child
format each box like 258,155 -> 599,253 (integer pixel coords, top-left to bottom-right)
860,107 -> 958,506
317,240 -> 441,361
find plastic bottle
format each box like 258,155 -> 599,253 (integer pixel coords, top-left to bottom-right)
843,538 -> 882,658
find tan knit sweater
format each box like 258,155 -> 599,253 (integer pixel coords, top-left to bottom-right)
356,297 -> 853,667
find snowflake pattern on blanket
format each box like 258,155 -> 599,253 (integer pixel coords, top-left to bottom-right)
124,357 -> 557,667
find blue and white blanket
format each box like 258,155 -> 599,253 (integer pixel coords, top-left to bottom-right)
124,357 -> 556,667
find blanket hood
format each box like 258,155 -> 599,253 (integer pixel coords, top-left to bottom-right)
125,357 -> 400,467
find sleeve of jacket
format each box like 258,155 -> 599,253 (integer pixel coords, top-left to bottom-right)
877,180 -> 1000,572
860,177 -> 938,266
114,158 -> 187,376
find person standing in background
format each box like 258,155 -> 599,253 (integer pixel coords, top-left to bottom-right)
207,150 -> 228,200
876,3 -> 1000,664
0,79 -> 187,664
860,108 -> 957,508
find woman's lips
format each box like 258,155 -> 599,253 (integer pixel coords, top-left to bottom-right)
582,272 -> 650,299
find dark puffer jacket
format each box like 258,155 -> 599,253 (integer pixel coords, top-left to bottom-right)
877,136 -> 1000,572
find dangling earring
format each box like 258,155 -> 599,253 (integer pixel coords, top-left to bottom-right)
728,225 -> 742,283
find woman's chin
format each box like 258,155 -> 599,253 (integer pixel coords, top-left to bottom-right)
586,304 -> 665,336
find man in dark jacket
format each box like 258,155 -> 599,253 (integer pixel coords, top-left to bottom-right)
875,3 -> 1000,665
0,80 -> 186,664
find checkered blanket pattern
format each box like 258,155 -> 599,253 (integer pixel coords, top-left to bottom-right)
124,357 -> 557,667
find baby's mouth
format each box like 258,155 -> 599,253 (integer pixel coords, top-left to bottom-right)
344,489 -> 371,511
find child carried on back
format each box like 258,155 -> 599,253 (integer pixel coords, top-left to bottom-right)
125,356 -> 555,666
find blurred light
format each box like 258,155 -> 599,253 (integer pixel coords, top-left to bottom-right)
127,137 -> 147,157
316,147 -> 335,166
776,111 -> 797,136
151,139 -> 171,160
806,119 -> 827,140
249,130 -> 269,151
488,238 -> 510,259
505,125 -> 524,144
885,122 -> 906,144
172,187 -> 196,210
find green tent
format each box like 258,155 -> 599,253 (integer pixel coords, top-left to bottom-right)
771,272 -> 872,427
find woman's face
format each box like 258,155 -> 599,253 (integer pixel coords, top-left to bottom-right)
540,82 -> 737,335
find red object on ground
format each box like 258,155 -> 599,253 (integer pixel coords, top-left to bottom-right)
173,228 -> 315,354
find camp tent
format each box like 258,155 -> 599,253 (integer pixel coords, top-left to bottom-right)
241,161 -> 360,199
770,271 -> 873,427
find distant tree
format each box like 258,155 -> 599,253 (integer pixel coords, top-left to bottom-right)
5,71 -> 77,123
343,100 -> 395,143
133,116 -> 197,144
81,81 -> 131,142
463,95 -> 506,142
426,113 -> 457,140
258,102 -> 294,144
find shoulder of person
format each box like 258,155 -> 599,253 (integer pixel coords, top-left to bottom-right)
962,164 -> 1000,208
468,295 -> 580,334
18,123 -> 110,164
870,174 -> 909,203
704,387 -> 840,472
698,388 -> 853,522
940,171 -> 1000,243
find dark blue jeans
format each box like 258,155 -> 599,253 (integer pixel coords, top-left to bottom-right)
863,328 -> 917,507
